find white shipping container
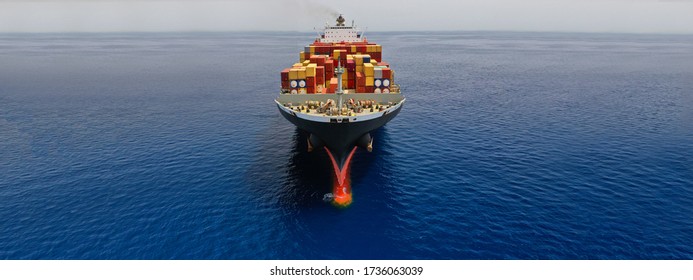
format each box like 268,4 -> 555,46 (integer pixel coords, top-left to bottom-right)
374,68 -> 383,79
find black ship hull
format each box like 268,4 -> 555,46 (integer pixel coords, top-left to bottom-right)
277,103 -> 403,169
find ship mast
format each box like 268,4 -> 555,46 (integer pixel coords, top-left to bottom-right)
336,58 -> 344,115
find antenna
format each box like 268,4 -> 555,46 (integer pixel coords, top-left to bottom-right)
313,27 -> 321,40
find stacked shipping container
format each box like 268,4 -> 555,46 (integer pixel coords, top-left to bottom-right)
280,40 -> 395,94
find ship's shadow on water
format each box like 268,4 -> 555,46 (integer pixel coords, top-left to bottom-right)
281,128 -> 333,206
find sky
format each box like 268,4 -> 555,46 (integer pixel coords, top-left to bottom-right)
1,0 -> 692,33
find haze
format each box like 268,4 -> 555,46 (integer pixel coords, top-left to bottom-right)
1,0 -> 692,33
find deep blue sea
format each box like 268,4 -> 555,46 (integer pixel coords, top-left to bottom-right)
1,32 -> 692,259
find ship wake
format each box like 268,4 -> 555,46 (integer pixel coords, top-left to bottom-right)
324,146 -> 358,207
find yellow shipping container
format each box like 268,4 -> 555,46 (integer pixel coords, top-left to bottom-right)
351,45 -> 357,53
289,69 -> 299,80
293,63 -> 303,68
365,77 -> 374,86
346,54 -> 353,60
371,59 -> 378,64
306,64 -> 317,77
309,46 -> 315,54
367,45 -> 375,52
364,63 -> 374,77
376,45 -> 382,52
302,60 -> 310,66
356,66 -> 363,73
355,55 -> 363,65
297,68 -> 306,79
333,50 -> 341,60
299,51 -> 306,62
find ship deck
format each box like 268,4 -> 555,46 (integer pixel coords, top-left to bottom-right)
276,93 -> 405,120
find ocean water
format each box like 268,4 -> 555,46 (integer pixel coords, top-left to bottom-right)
1,32 -> 692,259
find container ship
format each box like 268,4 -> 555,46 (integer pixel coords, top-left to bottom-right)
275,15 -> 405,206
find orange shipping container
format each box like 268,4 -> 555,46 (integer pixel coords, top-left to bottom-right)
327,78 -> 338,93
356,72 -> 365,87
310,55 -> 327,66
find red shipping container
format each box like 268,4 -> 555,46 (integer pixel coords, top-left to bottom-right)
315,46 -> 330,54
356,72 -> 365,87
306,77 -> 316,88
310,55 -> 327,66
316,66 -> 325,86
381,68 -> 391,79
281,68 -> 290,81
347,79 -> 355,89
346,59 -> 355,71
365,86 -> 375,93
372,53 -> 382,61
324,59 -> 334,72
332,50 -> 347,63
281,68 -> 291,89
356,86 -> 366,93
378,61 -> 390,68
